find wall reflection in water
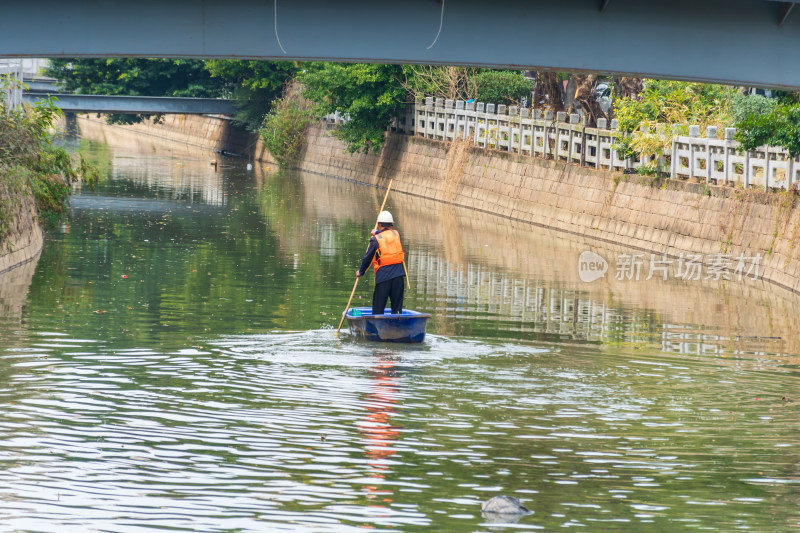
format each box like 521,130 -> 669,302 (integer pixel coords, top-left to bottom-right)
72,118 -> 230,206
293,169 -> 800,356
0,256 -> 39,326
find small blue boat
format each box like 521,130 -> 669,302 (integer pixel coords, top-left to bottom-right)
345,307 -> 432,343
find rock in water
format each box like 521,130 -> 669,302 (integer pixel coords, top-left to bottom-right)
481,495 -> 530,514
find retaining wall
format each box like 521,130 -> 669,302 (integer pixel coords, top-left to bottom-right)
0,175 -> 44,275
70,113 -> 277,163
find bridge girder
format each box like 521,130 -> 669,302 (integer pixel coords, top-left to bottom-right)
2,0 -> 800,89
22,93 -> 236,115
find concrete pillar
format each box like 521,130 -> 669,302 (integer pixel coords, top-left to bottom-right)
556,111 -> 567,122
597,118 -> 607,130
425,97 -> 434,107
456,100 -> 464,110
487,103 -> 496,114
435,98 -> 444,108
544,110 -> 553,120
466,101 -> 475,111
689,125 -> 700,137
610,119 -> 618,130
477,102 -> 485,112
534,109 -> 542,120
509,106 -> 518,116
725,127 -> 736,140
498,104 -> 507,114
706,126 -> 717,139
569,113 -> 580,124
520,108 -> 529,118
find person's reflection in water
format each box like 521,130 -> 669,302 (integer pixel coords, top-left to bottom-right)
358,353 -> 402,508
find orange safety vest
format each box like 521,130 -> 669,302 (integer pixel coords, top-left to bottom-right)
373,229 -> 405,274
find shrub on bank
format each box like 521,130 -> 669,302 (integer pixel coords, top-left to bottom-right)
259,83 -> 315,168
0,81 -> 96,241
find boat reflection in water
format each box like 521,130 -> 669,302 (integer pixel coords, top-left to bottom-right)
358,355 -> 402,510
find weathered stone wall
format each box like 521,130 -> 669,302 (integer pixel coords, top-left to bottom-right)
0,175 -> 43,274
299,124 -> 800,296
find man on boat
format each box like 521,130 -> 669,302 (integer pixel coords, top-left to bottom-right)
356,211 -> 405,315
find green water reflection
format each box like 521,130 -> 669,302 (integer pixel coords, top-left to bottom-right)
0,136 -> 797,532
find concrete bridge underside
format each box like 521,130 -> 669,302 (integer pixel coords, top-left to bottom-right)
2,0 -> 800,89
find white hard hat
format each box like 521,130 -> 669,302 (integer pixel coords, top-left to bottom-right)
377,211 -> 394,224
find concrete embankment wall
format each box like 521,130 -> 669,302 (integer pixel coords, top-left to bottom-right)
298,124 -> 800,296
0,174 -> 43,274
71,113 -> 277,163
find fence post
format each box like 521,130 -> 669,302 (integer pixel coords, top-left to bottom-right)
569,113 -> 579,163
706,126 -> 717,184
610,119 -> 619,171
725,127 -> 736,185
595,118 -> 607,170
745,150 -> 751,189
688,125 -> 700,181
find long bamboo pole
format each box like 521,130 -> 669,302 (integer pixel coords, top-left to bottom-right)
336,178 -> 395,335
336,277 -> 360,335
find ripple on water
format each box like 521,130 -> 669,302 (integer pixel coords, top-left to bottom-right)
0,328 -> 797,531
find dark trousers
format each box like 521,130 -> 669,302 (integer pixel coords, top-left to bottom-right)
373,276 -> 405,315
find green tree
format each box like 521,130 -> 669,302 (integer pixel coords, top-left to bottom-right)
401,65 -> 481,102
735,104 -> 800,157
46,58 -> 226,124
731,92 -> 778,124
472,70 -> 534,106
300,63 -> 406,154
400,66 -> 533,106
204,60 -> 297,131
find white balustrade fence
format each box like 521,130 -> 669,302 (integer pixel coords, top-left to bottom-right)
401,97 -> 636,173
325,97 -> 800,191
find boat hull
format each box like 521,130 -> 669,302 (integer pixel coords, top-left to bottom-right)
345,307 -> 431,343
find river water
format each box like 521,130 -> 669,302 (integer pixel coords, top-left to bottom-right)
0,132 -> 798,532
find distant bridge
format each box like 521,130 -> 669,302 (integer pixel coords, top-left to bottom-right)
22,92 -> 236,115
2,0 -> 800,89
